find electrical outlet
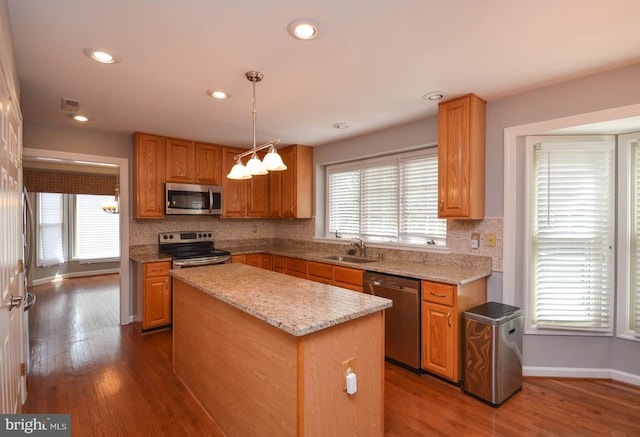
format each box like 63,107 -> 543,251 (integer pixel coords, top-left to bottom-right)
341,358 -> 356,391
471,232 -> 480,249
486,233 -> 496,247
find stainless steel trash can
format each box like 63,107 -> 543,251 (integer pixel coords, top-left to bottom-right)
463,302 -> 523,407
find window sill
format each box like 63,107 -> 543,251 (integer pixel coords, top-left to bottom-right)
524,326 -> 613,337
616,332 -> 640,342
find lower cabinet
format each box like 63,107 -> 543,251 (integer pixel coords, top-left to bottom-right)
421,278 -> 486,383
306,260 -> 364,292
142,261 -> 172,330
232,253 -> 273,270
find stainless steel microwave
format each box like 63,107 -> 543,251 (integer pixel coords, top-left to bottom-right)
165,183 -> 222,215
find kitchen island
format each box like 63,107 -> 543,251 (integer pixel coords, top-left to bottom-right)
170,263 -> 392,437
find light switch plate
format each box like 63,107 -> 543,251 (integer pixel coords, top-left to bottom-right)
486,233 -> 496,247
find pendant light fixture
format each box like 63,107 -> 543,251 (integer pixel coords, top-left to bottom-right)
226,71 -> 287,180
101,186 -> 120,214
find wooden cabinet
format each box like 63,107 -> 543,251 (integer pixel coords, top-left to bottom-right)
271,144 -> 313,218
166,138 -> 222,185
306,261 -> 364,292
421,278 -> 486,383
285,257 -> 307,279
438,93 -> 486,219
133,133 -> 165,219
221,147 -> 270,217
273,255 -> 286,273
333,266 -> 363,292
307,261 -> 333,284
142,261 -> 172,330
233,253 -> 272,270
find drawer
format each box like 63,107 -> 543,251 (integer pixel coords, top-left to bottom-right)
144,261 -> 171,277
422,280 -> 455,306
307,261 -> 332,280
273,255 -> 286,270
286,257 -> 307,274
333,266 -> 363,287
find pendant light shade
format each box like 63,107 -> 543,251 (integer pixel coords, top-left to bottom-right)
263,146 -> 287,171
227,158 -> 252,180
226,71 -> 286,180
246,152 -> 268,175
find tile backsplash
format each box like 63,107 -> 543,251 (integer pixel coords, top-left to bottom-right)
130,216 -> 503,272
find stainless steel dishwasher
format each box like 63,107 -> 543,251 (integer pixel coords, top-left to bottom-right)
363,271 -> 421,370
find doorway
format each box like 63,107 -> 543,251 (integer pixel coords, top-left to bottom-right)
22,147 -> 130,325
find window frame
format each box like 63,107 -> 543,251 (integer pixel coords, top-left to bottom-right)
617,132 -> 640,341
324,146 -> 447,249
524,135 -> 615,336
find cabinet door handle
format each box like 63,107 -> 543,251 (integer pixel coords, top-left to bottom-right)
447,311 -> 451,327
430,292 -> 447,298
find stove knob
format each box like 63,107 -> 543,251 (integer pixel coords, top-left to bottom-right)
162,235 -> 168,240
169,235 -> 174,239
208,233 -> 212,237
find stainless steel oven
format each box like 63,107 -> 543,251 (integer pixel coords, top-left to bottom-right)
158,231 -> 231,268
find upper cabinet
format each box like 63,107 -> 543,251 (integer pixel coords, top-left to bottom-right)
274,144 -> 313,219
221,147 -> 270,218
166,138 -> 222,185
134,133 -> 165,219
437,93 -> 486,219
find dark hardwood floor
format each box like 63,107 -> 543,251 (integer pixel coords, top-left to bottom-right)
23,275 -> 640,436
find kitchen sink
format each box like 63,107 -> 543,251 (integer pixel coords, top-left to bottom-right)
324,255 -> 375,264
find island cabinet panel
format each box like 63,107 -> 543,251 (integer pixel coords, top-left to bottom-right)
437,93 -> 486,219
173,280 -> 298,437
133,133 -> 165,219
173,278 -> 385,437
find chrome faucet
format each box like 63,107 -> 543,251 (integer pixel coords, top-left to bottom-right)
350,238 -> 366,258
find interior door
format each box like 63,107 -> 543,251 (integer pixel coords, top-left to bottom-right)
0,81 -> 25,412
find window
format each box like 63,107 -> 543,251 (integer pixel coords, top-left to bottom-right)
326,147 -> 446,246
618,132 -> 640,339
37,193 -> 66,266
75,194 -> 120,262
36,193 -> 120,266
526,136 -> 615,333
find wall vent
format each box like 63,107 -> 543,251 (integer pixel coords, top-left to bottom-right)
60,98 -> 80,112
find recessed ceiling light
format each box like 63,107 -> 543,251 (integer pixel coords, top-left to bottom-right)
333,122 -> 350,130
70,114 -> 89,122
83,48 -> 120,64
423,91 -> 444,101
287,19 -> 319,40
207,89 -> 230,99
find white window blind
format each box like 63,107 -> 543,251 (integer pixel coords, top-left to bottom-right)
531,140 -> 614,332
75,194 -> 120,262
327,147 -> 446,245
37,192 -> 65,266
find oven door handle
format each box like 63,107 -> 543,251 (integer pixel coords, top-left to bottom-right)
173,257 -> 230,268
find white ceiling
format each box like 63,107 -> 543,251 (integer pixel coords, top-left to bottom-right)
8,0 -> 640,148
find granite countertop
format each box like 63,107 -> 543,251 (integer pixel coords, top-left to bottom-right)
170,263 -> 392,337
130,243 -> 491,285
228,245 -> 491,285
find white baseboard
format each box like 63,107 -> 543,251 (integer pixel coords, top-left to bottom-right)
524,366 -> 640,386
31,268 -> 120,286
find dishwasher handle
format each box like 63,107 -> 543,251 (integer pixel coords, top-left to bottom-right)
369,280 -> 417,292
